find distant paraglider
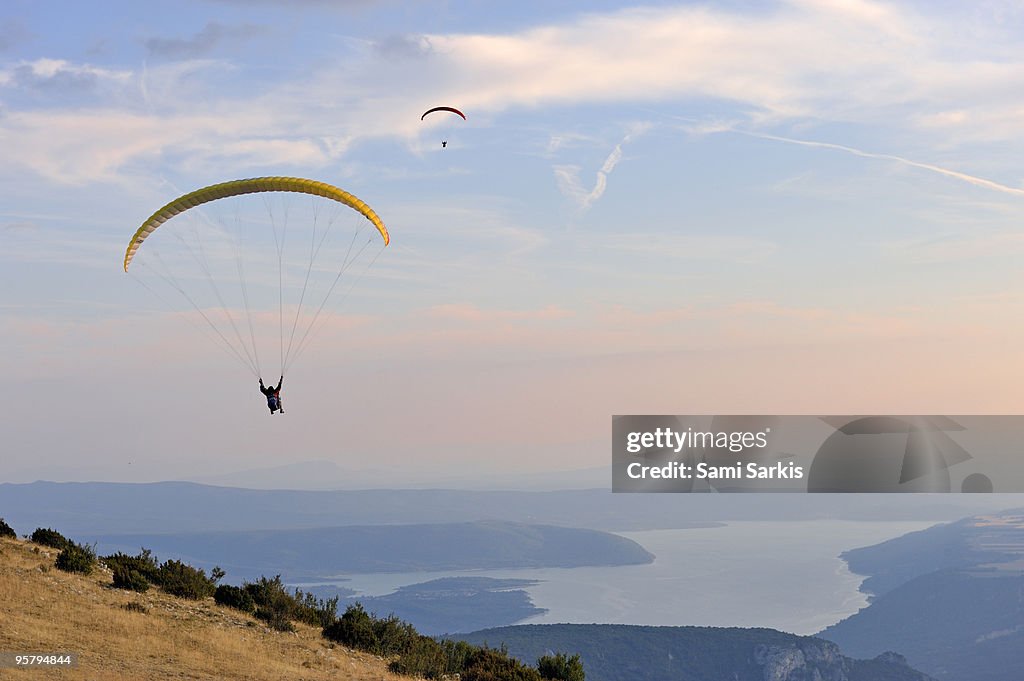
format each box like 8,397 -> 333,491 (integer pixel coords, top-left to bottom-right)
420,106 -> 466,121
421,106 -> 466,148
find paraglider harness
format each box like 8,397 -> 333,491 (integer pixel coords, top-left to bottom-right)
259,376 -> 284,414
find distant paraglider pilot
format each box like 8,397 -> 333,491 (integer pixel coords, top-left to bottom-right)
421,107 -> 464,151
259,376 -> 284,414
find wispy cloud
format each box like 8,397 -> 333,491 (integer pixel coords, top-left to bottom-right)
554,124 -> 649,211
421,2 -> 920,118
545,131 -> 598,155
6,2 -> 1024,185
0,58 -> 131,94
730,129 -> 1024,198
371,33 -> 433,60
145,22 -> 267,60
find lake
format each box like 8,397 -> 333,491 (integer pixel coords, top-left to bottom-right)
323,520 -> 936,635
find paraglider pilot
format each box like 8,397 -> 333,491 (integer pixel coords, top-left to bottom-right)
259,376 -> 284,414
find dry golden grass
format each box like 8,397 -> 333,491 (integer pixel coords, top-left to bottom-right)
0,536 -> 415,680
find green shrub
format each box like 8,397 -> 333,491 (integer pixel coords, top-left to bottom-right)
321,604 -> 568,680
292,588 -> 339,628
212,576 -> 337,630
157,559 -> 216,599
323,602 -> 377,651
0,517 -> 16,539
104,549 -> 160,582
387,635 -> 446,677
215,584 -> 256,614
322,602 -> 421,656
30,527 -> 69,550
373,613 -> 419,657
441,639 -> 478,675
537,653 -> 585,681
56,542 -> 97,575
245,575 -> 297,625
242,575 -> 297,631
106,550 -> 159,592
462,646 -> 543,681
112,565 -> 150,592
257,608 -> 297,632
388,636 -> 476,678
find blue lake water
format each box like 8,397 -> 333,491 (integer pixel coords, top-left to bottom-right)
322,520 -> 935,635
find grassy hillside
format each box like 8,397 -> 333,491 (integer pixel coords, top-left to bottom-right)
0,535 -> 410,681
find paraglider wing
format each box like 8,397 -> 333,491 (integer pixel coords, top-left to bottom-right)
420,106 -> 466,121
123,176 -> 389,271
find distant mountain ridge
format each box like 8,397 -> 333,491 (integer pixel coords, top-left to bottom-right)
80,520 -> 654,581
838,507 -> 1024,597
0,481 -> 1009,536
821,508 -> 1024,681
454,623 -> 935,681
189,459 -> 613,490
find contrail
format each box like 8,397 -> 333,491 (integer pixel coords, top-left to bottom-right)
554,123 -> 651,211
736,130 -> 1024,198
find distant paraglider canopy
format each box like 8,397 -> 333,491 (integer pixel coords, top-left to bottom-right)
420,106 -> 466,121
124,176 -> 389,381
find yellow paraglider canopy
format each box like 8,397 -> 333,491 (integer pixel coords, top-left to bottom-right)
124,176 -> 388,271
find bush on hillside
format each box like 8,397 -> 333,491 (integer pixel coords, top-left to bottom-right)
324,604 -> 565,681
106,549 -> 160,592
56,542 -> 97,575
30,527 -> 69,550
462,646 -> 543,681
322,602 -> 419,656
245,575 -> 297,625
112,565 -> 151,592
0,517 -> 16,539
157,559 -> 218,599
537,653 -> 585,681
292,588 -> 339,628
388,637 -> 477,679
215,584 -> 256,614
323,602 -> 379,651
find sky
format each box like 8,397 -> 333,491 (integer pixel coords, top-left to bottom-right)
4,0 -> 1024,483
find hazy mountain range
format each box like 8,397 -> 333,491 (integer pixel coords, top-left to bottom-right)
0,480 -> 1013,536
821,508 -> 1024,681
454,624 -> 936,681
